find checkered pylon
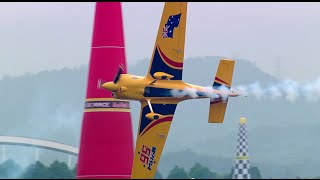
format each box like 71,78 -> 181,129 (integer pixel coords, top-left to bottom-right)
232,117 -> 251,179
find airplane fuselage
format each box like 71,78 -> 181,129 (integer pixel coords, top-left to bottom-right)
102,74 -> 238,103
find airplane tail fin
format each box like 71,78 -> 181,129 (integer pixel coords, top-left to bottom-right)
208,59 -> 235,123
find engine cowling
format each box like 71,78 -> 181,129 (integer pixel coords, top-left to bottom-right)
102,82 -> 118,91
153,72 -> 174,80
145,113 -> 164,120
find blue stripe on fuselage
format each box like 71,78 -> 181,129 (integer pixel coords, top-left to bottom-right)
196,91 -> 206,97
144,86 -> 173,97
144,86 -> 208,98
149,47 -> 183,80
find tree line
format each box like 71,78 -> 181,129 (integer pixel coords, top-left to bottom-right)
156,163 -> 262,179
2,159 -> 318,179
0,159 -> 75,179
1,159 -> 260,179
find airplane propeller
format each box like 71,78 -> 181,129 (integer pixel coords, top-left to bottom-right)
113,65 -> 124,84
101,65 -> 125,92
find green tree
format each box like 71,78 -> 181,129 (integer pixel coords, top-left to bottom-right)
249,166 -> 262,179
0,159 -> 23,178
19,161 -> 49,179
155,170 -> 163,179
48,160 -> 73,179
188,163 -> 217,179
167,165 -> 189,179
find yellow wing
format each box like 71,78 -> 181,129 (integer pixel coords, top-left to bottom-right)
131,101 -> 177,179
146,2 -> 188,80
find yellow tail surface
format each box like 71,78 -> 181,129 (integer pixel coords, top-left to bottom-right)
208,59 -> 235,123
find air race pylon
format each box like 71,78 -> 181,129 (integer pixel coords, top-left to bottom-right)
232,117 -> 251,179
77,2 -> 134,179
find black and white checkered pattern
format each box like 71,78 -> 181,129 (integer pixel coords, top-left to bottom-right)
232,122 -> 251,179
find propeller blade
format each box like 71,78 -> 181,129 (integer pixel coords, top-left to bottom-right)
113,65 -> 124,83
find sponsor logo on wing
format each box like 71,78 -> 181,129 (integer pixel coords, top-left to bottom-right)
138,145 -> 157,171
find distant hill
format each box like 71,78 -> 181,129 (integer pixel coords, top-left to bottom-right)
1,57 -> 320,178
0,67 -> 87,146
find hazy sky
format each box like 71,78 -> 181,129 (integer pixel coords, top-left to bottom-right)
1,2 -> 320,81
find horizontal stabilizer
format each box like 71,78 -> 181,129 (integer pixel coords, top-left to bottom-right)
213,59 -> 235,89
208,99 -> 228,123
208,59 -> 235,123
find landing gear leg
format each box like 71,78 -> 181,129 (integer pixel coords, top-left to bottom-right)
147,99 -> 154,112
